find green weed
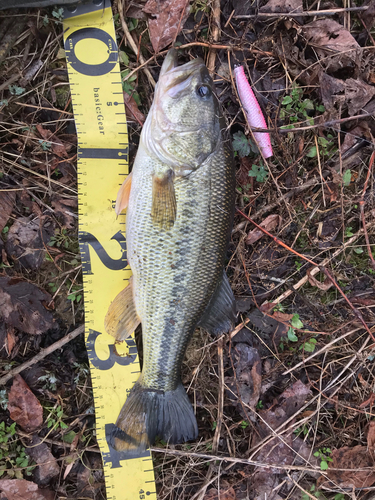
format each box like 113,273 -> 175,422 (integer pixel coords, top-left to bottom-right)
314,447 -> 333,470
0,422 -> 35,479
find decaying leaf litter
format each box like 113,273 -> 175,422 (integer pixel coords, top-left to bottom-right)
0,0 -> 374,498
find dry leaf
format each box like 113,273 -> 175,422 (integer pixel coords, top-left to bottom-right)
344,78 -> 375,115
144,0 -> 190,53
303,19 -> 359,55
36,124 -> 68,158
5,217 -> 51,270
226,344 -> 262,412
259,0 -> 302,13
0,191 -> 15,233
8,375 -> 43,432
25,436 -> 59,486
307,268 -> 333,291
367,420 -> 375,459
318,445 -> 375,488
271,311 -> 294,323
204,487 -> 236,500
246,215 -> 281,245
0,276 -> 54,335
124,92 -> 145,125
0,479 -> 54,500
51,197 -> 77,229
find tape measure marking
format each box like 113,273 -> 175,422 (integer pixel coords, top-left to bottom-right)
63,1 -> 156,498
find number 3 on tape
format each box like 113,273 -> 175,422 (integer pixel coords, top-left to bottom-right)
63,1 -> 156,498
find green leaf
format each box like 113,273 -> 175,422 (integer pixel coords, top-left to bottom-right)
232,131 -> 250,158
354,247 -> 363,254
248,164 -> 268,183
60,422 -> 68,429
119,51 -> 129,65
8,85 -> 25,96
287,327 -> 298,342
291,314 -> 303,329
343,169 -> 351,186
63,431 -> 76,444
320,460 -> 329,470
302,99 -> 314,111
303,339 -> 317,353
307,146 -> 317,158
282,95 -> 293,105
316,104 -> 325,112
67,293 -> 76,301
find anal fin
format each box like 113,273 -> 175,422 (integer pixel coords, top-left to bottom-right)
151,170 -> 176,230
198,272 -> 236,336
115,171 -> 132,215
104,276 -> 140,341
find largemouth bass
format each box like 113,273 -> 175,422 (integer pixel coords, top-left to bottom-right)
105,49 -> 236,452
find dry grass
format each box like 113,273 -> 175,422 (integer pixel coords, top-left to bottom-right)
0,1 -> 374,499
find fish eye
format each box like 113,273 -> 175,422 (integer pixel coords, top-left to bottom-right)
196,85 -> 211,98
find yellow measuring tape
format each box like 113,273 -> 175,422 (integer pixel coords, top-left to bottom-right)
63,2 -> 156,498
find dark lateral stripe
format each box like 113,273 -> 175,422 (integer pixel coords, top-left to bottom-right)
79,147 -> 128,160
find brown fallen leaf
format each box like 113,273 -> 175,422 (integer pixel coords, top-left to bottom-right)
246,215 -> 281,245
318,445 -> 375,489
367,420 -> 375,460
123,92 -> 145,125
144,0 -> 190,53
302,19 -> 360,73
25,436 -> 59,486
5,217 -> 51,270
226,344 -> 261,413
344,78 -> 375,116
236,156 -> 253,188
8,375 -> 43,433
0,191 -> 15,233
36,124 -> 68,158
341,122 -> 370,154
303,19 -> 359,55
0,479 -> 54,500
204,487 -> 236,500
259,0 -> 302,13
307,268 -> 333,291
0,276 -> 54,334
51,197 -> 77,229
271,311 -> 294,324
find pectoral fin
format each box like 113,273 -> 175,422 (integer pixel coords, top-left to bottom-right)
151,170 -> 176,230
104,277 -> 140,341
198,272 -> 236,336
115,172 -> 133,215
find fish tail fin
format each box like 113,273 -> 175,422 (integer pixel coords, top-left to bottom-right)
111,380 -> 198,452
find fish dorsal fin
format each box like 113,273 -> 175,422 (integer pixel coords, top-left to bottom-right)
198,272 -> 236,336
115,171 -> 133,215
151,170 -> 176,230
104,276 -> 140,341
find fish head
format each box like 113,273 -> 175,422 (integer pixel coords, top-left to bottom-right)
144,49 -> 222,174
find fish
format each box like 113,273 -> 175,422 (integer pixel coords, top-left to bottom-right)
105,49 -> 236,452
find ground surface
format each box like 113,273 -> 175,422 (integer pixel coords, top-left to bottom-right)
0,0 -> 375,499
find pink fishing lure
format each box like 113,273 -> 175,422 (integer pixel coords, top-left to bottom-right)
234,65 -> 273,159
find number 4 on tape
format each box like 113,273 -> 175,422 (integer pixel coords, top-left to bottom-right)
63,1 -> 156,498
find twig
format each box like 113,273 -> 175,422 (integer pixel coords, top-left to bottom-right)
213,337 -> 224,453
282,326 -> 361,375
117,0 -> 156,88
271,224 -> 373,303
149,446 -> 375,473
237,209 -> 375,342
207,0 -> 221,74
0,325 -> 85,386
235,6 -> 369,18
359,151 -> 375,269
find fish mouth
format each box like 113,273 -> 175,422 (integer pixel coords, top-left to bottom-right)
157,49 -> 207,97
